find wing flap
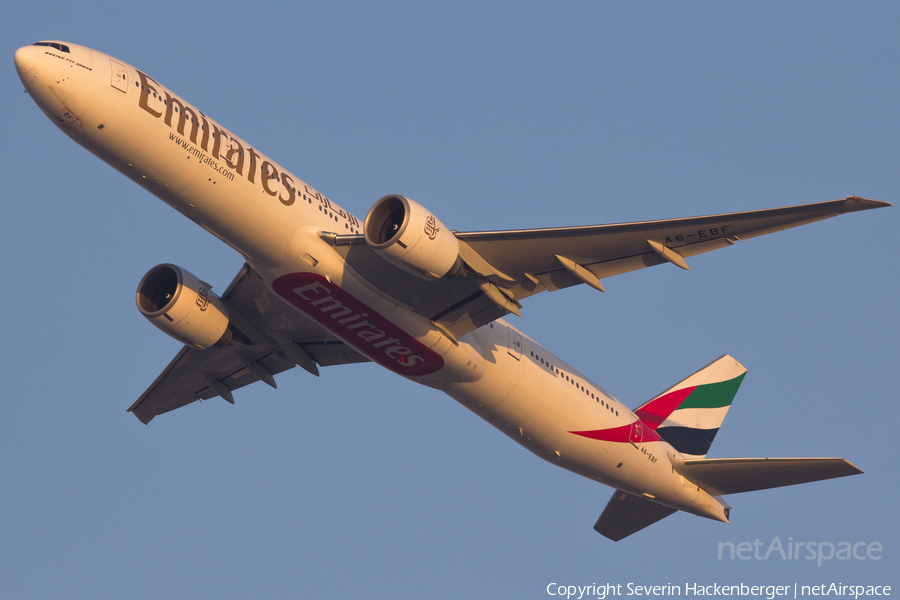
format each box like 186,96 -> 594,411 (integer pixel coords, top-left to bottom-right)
593,490 -> 677,541
670,457 -> 863,496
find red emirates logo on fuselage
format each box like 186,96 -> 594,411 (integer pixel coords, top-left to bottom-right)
271,273 -> 444,377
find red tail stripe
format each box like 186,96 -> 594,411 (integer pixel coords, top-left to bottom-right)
634,386 -> 697,429
570,424 -> 662,444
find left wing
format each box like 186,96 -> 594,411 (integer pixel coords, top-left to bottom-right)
128,264 -> 368,424
330,196 -> 890,338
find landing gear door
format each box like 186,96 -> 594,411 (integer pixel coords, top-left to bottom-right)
507,327 -> 522,360
110,60 -> 128,93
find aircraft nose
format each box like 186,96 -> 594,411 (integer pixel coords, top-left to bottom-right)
14,45 -> 39,74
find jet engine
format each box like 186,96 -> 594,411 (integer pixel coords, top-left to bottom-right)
364,194 -> 463,280
136,264 -> 231,349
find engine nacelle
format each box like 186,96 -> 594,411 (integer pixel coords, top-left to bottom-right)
136,264 -> 231,349
364,194 -> 463,280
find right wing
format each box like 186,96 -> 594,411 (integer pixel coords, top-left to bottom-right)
128,264 -> 368,424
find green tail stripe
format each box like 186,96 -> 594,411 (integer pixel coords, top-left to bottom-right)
677,373 -> 746,410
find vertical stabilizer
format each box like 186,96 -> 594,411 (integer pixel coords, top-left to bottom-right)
634,355 -> 746,458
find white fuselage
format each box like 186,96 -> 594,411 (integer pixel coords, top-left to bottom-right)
15,42 -> 728,522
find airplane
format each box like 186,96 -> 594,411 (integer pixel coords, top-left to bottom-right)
14,40 -> 891,541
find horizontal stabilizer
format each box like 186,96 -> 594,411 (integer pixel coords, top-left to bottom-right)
594,490 -> 677,541
670,457 -> 862,496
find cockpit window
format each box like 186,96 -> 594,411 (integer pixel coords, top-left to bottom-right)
33,41 -> 70,53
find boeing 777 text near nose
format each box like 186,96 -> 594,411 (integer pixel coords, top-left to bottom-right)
15,40 -> 890,540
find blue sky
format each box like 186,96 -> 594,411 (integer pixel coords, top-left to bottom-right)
2,3 -> 898,599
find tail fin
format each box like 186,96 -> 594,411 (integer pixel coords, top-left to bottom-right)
634,355 -> 746,458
